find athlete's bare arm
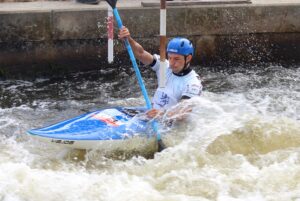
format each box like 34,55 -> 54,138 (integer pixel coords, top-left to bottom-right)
118,26 -> 154,65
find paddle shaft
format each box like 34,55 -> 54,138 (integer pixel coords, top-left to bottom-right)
111,7 -> 164,146
113,8 -> 152,109
106,0 -> 166,148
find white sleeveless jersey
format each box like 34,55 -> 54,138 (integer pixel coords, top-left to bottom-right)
151,54 -> 202,109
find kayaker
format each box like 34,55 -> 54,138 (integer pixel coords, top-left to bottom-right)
118,26 -> 202,120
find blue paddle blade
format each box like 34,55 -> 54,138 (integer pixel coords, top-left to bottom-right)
106,0 -> 117,8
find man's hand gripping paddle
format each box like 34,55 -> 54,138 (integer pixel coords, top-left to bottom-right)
105,0 -> 166,152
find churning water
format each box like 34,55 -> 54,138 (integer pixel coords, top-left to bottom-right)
0,64 -> 299,201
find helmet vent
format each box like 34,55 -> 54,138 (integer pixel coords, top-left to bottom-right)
181,41 -> 185,47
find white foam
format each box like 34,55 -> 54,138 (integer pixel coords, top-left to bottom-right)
0,65 -> 299,201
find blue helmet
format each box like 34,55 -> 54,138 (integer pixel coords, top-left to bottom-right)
167,37 -> 194,56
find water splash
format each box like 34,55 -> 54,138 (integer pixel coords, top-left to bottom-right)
0,64 -> 299,201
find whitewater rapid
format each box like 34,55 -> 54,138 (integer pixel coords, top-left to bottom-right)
0,64 -> 299,201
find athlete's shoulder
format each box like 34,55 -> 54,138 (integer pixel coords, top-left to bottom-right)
185,70 -> 201,83
151,54 -> 171,72
181,70 -> 202,97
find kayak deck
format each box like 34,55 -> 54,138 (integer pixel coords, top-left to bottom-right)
28,107 -> 151,141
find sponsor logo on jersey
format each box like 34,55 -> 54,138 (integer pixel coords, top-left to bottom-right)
186,84 -> 201,95
157,92 -> 170,107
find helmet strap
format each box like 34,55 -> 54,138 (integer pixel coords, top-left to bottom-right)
172,55 -> 192,77
184,55 -> 190,69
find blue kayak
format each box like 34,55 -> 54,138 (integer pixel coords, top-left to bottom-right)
27,107 -> 156,149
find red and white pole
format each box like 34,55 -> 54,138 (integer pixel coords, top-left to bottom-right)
107,6 -> 114,63
159,0 -> 167,88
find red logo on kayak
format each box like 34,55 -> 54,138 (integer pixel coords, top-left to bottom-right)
92,113 -> 121,127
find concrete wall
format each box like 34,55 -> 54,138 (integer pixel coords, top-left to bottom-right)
0,4 -> 299,77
